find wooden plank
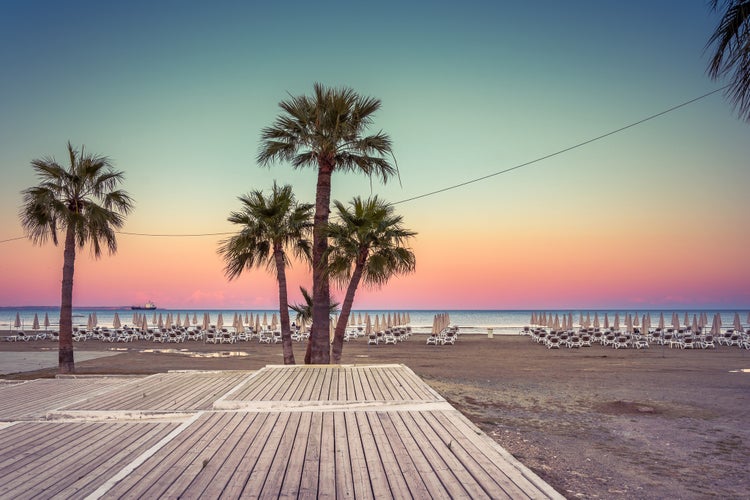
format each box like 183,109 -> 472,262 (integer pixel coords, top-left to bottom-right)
183,412 -> 262,498
318,412 -> 336,499
279,411 -> 313,497
344,411 -> 373,499
365,411 -> 413,498
107,412 -> 234,498
430,410 -> 550,498
0,423 -> 93,476
259,412 -> 303,497
409,411 -> 497,499
375,412 -> 432,498
218,412 -> 281,499
26,423 -> 173,499
355,411 -> 393,498
332,412 -> 355,498
299,411 -> 322,498
240,412 -> 292,497
380,411 -> 452,500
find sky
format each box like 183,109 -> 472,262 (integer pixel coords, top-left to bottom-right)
0,1 -> 748,310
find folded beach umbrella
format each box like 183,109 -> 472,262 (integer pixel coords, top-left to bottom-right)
604,313 -> 610,330
747,312 -> 750,325
271,313 -> 278,329
152,312 -> 157,324
255,315 -> 261,333
633,313 -> 640,327
530,312 -> 536,325
734,312 -> 742,331
642,314 -> 649,333
625,314 -> 632,334
32,313 -> 39,331
113,313 -> 121,329
141,315 -> 148,331
263,312 -> 268,327
202,313 -> 210,331
132,312 -> 138,324
585,312 -> 591,328
44,313 -> 50,331
593,313 -> 600,329
375,315 -> 381,333
568,313 -> 574,330
365,315 -> 372,335
614,313 -> 620,331
193,313 -> 198,325
183,314 -> 190,328
553,314 -> 560,330
158,314 -> 164,329
244,312 -> 249,324
683,312 -> 690,327
672,313 -> 680,330
692,314 -> 699,333
217,313 -> 224,329
175,313 -> 181,326
93,312 -> 98,327
358,312 -> 363,325
658,312 -> 665,330
87,313 -> 94,330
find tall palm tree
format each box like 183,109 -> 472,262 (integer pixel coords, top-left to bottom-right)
707,0 -> 750,121
19,142 -> 133,373
326,196 -> 416,364
258,83 -> 397,364
217,182 -> 313,365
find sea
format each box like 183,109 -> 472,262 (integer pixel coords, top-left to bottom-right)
1,307 -> 748,335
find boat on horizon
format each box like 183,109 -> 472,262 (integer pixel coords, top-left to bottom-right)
130,301 -> 157,310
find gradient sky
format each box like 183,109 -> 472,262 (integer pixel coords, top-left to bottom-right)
1,1 -> 748,310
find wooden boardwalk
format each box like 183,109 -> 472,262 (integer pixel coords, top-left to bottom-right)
0,365 -> 563,499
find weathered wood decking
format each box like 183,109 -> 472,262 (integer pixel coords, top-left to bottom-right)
0,365 -> 563,499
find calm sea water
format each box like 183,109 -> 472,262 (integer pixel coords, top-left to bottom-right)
1,307 -> 748,335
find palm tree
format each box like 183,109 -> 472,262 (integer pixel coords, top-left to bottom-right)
707,1 -> 750,121
326,196 -> 416,364
258,83 -> 397,364
19,142 -> 133,373
217,182 -> 313,365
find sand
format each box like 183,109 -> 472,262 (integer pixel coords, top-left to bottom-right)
1,333 -> 748,499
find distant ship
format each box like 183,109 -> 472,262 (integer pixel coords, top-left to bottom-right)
130,301 -> 157,310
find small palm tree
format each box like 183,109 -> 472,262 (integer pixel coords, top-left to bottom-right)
326,196 -> 416,363
707,1 -> 750,121
289,287 -> 340,364
218,183 -> 313,365
19,142 -> 134,373
258,83 -> 397,364
289,286 -> 340,325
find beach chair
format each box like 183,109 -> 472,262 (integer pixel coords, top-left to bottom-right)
634,338 -> 649,349
546,336 -> 560,349
613,336 -> 629,349
681,336 -> 696,349
700,335 -> 716,349
271,331 -> 282,344
442,330 -> 456,345
368,333 -> 379,345
580,334 -> 592,347
566,335 -> 581,348
383,330 -> 396,345
204,331 -> 218,344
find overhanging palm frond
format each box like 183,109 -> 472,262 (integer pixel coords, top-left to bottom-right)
707,0 -> 750,121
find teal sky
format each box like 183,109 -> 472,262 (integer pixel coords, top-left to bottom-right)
1,1 -> 748,309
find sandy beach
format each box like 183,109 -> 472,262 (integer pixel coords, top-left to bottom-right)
1,334 -> 748,499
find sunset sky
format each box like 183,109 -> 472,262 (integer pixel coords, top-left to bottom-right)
1,1 -> 748,310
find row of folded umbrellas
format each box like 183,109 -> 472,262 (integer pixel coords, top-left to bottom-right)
72,312 -> 411,331
13,311 -> 413,335
530,311 -> 749,334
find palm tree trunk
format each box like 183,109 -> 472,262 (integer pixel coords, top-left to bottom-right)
274,244 -> 295,365
311,162 -> 333,364
59,225 -> 76,373
331,250 -> 367,364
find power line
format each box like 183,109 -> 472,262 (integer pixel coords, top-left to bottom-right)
117,231 -> 235,237
393,85 -> 729,205
0,86 -> 730,242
